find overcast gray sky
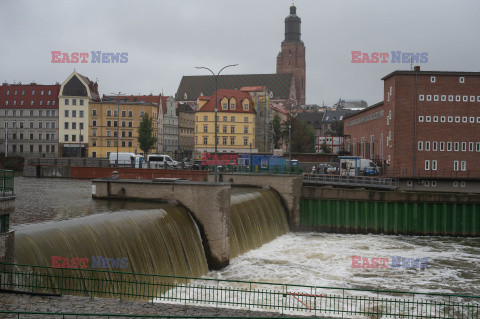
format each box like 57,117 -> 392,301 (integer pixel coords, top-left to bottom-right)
1,0 -> 479,106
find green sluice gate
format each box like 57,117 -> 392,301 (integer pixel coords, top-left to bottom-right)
300,199 -> 480,236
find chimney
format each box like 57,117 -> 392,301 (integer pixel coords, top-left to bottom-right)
414,66 -> 421,72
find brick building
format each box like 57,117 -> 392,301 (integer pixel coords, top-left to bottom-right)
0,83 -> 60,157
345,67 -> 480,192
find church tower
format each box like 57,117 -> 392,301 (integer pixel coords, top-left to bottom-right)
276,4 -> 306,105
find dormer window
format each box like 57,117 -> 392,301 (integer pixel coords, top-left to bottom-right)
230,102 -> 236,110
222,103 -> 228,110
243,103 -> 249,111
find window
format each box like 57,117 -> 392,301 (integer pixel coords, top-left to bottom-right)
30,133 -> 33,140
80,123 -> 84,130
230,102 -> 236,110
65,99 -> 69,105
459,76 -> 465,83
72,99 -> 76,106
448,116 -> 453,122
462,142 -> 466,151
6,90 -> 9,96
418,141 -> 423,151
426,95 -> 432,101
441,95 -> 446,101
203,115 -> 208,121
128,121 -> 133,127
203,125 -> 208,133
121,131 -> 126,137
471,96 -> 475,102
477,142 -> 480,152
71,135 -> 76,142
440,142 -> 445,151
92,129 -> 97,137
454,142 -> 459,151
425,141 -> 430,151
72,122 -> 76,129
122,121 -> 126,127
80,100 -> 84,106
469,117 -> 475,123
106,131 -> 111,137
407,180 -> 413,187
425,160 -> 430,170
418,116 -> 424,122
243,103 -> 249,111
441,116 -> 446,122
222,116 -> 227,122
231,116 -> 235,122
64,135 -> 69,142
107,110 -> 112,116
114,110 -> 118,117
30,101 -> 34,106
432,160 -> 437,170
230,137 -> 235,145
222,103 -> 228,110
80,111 -> 84,118
447,142 -> 452,151
64,110 -> 69,117
19,122 -> 24,128
51,122 -> 55,129
432,141 -> 437,151
29,122 -> 33,128
72,110 -> 77,117
64,122 -> 69,129
244,138 -> 248,146
113,121 -> 117,127
448,95 -> 453,101
433,116 -> 438,122
477,117 -> 480,123
244,117 -> 248,123
469,142 -> 474,152
121,110 -> 126,117
107,121 -> 112,127
92,120 -> 97,127
419,95 -> 424,101
222,137 -> 227,145
128,131 -> 132,137
121,141 -> 126,147
430,76 -> 436,83
92,109 -> 97,116
426,116 -> 431,122
453,161 -> 459,171
244,126 -> 248,134
461,161 -> 466,171
455,116 -> 460,123
434,95 -> 439,101
203,137 -> 208,145
222,126 -> 227,133
456,95 -> 461,102
462,116 -> 467,123
128,110 -> 133,117
230,126 -> 235,134
128,141 -> 132,147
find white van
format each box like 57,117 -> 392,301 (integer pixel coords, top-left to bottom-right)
109,152 -> 140,167
147,154 -> 178,169
339,157 -> 379,176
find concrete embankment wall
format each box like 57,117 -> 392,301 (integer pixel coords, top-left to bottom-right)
23,164 -> 208,181
300,186 -> 480,236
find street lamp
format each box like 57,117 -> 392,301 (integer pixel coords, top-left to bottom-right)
110,92 -> 125,166
195,64 -> 238,183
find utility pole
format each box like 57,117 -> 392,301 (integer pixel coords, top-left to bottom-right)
4,123 -> 8,157
195,64 -> 238,183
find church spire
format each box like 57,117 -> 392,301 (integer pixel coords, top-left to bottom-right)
284,4 -> 302,44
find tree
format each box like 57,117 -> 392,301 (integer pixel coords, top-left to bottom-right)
137,113 -> 157,158
320,141 -> 332,154
272,113 -> 282,149
283,117 -> 316,153
329,120 -> 344,136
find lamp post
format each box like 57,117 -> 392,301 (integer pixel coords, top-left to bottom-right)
195,64 -> 238,183
110,92 -> 125,166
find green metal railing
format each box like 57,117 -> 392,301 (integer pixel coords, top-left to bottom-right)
1,263 -> 479,318
0,169 -> 14,196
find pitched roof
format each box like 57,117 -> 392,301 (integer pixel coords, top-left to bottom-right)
76,73 -> 100,101
197,89 -> 255,114
323,109 -> 357,123
176,73 -> 293,102
344,102 -> 384,120
176,103 -> 194,116
240,86 -> 266,92
381,70 -> 480,81
0,83 -> 60,109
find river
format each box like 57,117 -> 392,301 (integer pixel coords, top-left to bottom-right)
11,177 -> 480,297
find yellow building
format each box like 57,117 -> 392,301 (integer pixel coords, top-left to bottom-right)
195,89 -> 256,154
88,101 -> 158,158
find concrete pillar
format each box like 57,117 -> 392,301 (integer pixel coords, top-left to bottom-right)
209,173 -> 303,229
92,179 -> 231,270
0,197 -> 15,265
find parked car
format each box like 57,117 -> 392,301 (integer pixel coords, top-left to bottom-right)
313,163 -> 337,175
109,152 -> 143,167
147,154 -> 178,168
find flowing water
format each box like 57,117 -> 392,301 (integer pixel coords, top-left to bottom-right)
10,177 -> 480,315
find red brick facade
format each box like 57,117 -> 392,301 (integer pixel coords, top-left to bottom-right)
345,69 -> 480,180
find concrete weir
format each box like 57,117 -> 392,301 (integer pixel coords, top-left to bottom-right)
92,178 -> 231,270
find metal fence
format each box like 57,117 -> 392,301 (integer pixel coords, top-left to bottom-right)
0,313 -> 296,319
27,158 -> 110,168
1,263 -> 479,318
217,165 -> 303,175
303,173 -> 399,190
0,169 -> 14,196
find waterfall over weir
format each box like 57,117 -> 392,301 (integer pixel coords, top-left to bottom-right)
15,189 -> 288,281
